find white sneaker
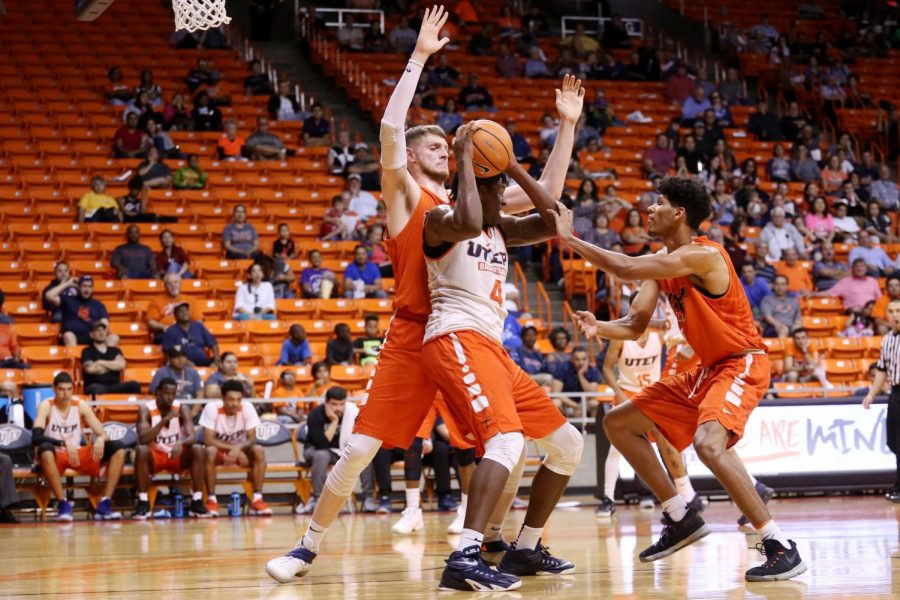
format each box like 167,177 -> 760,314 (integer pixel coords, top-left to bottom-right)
391,507 -> 424,535
265,546 -> 317,583
447,504 -> 465,534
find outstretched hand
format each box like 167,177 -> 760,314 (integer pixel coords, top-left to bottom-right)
549,201 -> 576,243
573,311 -> 599,339
555,74 -> 585,123
452,121 -> 477,157
413,5 -> 451,60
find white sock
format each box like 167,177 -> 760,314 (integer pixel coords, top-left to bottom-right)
405,487 -> 420,510
300,519 -> 328,552
674,476 -> 696,502
253,492 -> 263,502
458,493 -> 468,512
661,495 -> 687,522
138,493 -> 148,502
457,528 -> 483,552
483,522 -> 503,543
101,496 -> 110,502
603,446 -> 621,499
192,491 -> 202,501
208,494 -> 217,503
756,519 -> 791,547
515,525 -> 543,551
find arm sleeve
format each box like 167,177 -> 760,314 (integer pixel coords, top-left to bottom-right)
32,427 -> 65,447
379,59 -> 425,170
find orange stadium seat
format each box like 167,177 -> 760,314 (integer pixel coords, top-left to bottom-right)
5,301 -> 45,323
802,297 -> 846,317
123,368 -> 159,392
0,261 -> 29,282
244,366 -> 273,394
218,342 -> 262,366
59,240 -> 104,260
357,298 -> 393,317
245,320 -> 291,343
14,323 -> 60,345
824,359 -> 865,383
92,280 -> 126,302
69,260 -> 111,278
802,316 -> 836,338
275,299 -> 318,319
205,320 -> 245,343
197,299 -> 230,320
179,279 -> 214,298
3,281 -> 40,302
761,338 -> 786,360
112,322 -> 150,344
119,345 -> 164,367
106,301 -> 144,322
317,299 -> 358,320
330,364 -> 373,388
823,337 -> 866,359
122,279 -> 166,300
24,368 -> 71,388
96,399 -> 143,424
21,346 -> 71,369
298,319 -> 333,343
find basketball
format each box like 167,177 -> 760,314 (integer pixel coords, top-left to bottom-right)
471,119 -> 513,178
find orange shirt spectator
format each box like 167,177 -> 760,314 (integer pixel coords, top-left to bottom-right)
0,320 -> 21,363
217,120 -> 245,160
778,263 -> 813,293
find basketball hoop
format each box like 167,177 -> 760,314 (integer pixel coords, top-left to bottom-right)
173,0 -> 231,32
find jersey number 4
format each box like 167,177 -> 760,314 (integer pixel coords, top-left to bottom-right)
490,279 -> 503,307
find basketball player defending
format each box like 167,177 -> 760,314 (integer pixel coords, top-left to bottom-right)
265,5 -> 584,584
552,177 -> 807,581
423,126 -> 584,591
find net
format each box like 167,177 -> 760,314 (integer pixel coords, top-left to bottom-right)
173,0 -> 231,32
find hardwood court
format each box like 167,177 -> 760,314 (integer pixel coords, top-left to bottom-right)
2,496 -> 898,599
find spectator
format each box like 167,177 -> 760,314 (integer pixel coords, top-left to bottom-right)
145,119 -> 180,159
306,361 -> 332,397
800,197 -> 834,246
546,327 -> 572,370
163,92 -> 192,130
173,154 -> 208,189
353,315 -> 383,366
849,229 -> 895,276
741,263 -> 772,313
681,86 -> 711,125
509,326 -> 553,387
217,119 -> 245,160
327,131 -> 355,176
505,120 -> 532,163
117,179 -> 156,223
778,248 -> 814,294
245,117 -> 287,161
272,369 -> 305,424
760,275 -> 802,337
666,63 -> 694,104
200,379 -> 270,516
156,230 -> 191,279
458,74 -> 494,111
870,164 -> 899,210
428,54 -> 460,88
233,263 -> 276,320
106,66 -> 133,105
344,245 -> 387,299
272,223 -> 297,259
749,100 -> 781,141
791,144 -> 821,183
192,91 -> 223,132
389,16 -> 417,53
147,273 -> 198,341
81,322 -> 141,396
551,346 -> 600,416
345,143 -> 380,190
561,22 -> 600,57
602,13 -> 631,48
468,22 -> 494,56
114,112 -> 151,158
842,301 -> 877,338
676,135 -> 704,174
150,348 -> 205,399
42,261 -> 77,322
832,200 -> 862,241
326,323 -> 354,365
278,324 -> 312,366
642,133 -> 675,177
46,275 -> 113,348
750,240 -> 777,283
760,207 -> 806,260
134,69 -> 163,106
303,104 -> 331,147
322,193 -> 358,241
621,209 -> 652,256
268,80 -> 303,121
259,253 -> 296,300
77,176 -> 122,223
783,328 -> 829,385
185,58 -> 220,92
828,258 -> 883,312
204,352 -> 254,398
865,201 -> 894,243
581,213 -> 622,251
524,47 -> 553,79
718,67 -> 747,106
873,275 -> 900,334
495,41 -> 523,77
437,98 -> 463,135
300,250 -> 336,299
812,242 -> 849,291
244,59 -> 273,96
337,15 -> 365,51
0,291 -> 24,369
124,92 -> 162,129
162,303 -> 219,367
222,204 -> 260,259
110,225 -> 158,280
346,174 -> 378,222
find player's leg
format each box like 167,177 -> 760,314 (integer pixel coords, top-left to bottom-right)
373,447 -> 396,512
38,444 -> 71,521
481,446 -> 526,565
732,447 -> 775,526
429,437 -> 455,511
656,433 -> 702,512
393,438 -> 425,535
133,445 -> 152,520
185,445 -> 210,517
246,444 -> 272,515
447,447 -> 475,534
204,446 -> 221,515
95,442 -> 125,520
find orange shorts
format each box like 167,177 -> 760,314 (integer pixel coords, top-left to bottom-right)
422,330 -> 567,454
662,344 -> 701,378
353,317 -> 439,449
631,352 -> 769,452
151,447 -> 188,474
416,393 -> 475,450
52,446 -> 101,478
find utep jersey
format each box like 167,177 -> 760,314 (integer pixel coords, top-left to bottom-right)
47,400 -> 84,446
146,399 -> 184,453
617,332 -> 663,394
424,227 -> 509,345
657,237 -> 763,367
199,400 -> 260,445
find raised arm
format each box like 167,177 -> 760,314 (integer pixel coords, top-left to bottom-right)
424,123 -> 482,245
575,280 -> 661,341
499,156 -> 562,247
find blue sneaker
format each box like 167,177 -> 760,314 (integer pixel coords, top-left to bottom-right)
376,496 -> 391,515
498,540 -> 575,576
153,508 -> 172,519
481,538 -> 510,566
94,498 -> 122,521
57,500 -> 74,522
437,494 -> 458,512
266,545 -> 317,583
438,545 -> 521,591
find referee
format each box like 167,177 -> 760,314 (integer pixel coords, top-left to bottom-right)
863,296 -> 900,503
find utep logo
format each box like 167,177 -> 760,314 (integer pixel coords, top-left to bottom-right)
0,426 -> 23,447
466,240 -> 508,276
666,288 -> 687,324
256,421 -> 280,442
103,423 -> 128,442
624,357 -> 656,367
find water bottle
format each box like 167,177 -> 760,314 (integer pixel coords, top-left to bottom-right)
173,493 -> 184,518
10,402 -> 24,428
229,492 -> 241,517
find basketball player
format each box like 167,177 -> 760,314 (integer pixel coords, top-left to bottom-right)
31,372 -> 127,521
552,177 -> 807,581
265,4 -> 583,584
200,379 -> 272,516
423,126 -> 584,590
133,377 -> 209,519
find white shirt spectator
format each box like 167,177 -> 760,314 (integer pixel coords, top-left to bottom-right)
199,399 -> 260,444
233,281 -> 276,315
871,177 -> 899,210
349,190 -> 379,221
759,211 -> 805,260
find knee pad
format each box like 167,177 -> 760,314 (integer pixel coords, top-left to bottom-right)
482,431 -> 525,473
324,434 -> 382,498
456,447 -> 476,467
537,423 -> 584,476
38,442 -> 57,456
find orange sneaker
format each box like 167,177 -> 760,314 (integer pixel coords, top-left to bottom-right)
206,500 -> 219,517
250,498 -> 273,516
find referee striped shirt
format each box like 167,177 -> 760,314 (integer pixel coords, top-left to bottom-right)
876,329 -> 900,386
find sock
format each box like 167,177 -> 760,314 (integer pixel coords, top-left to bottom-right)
756,519 -> 791,547
208,495 -> 217,503
101,496 -> 109,503
661,495 -> 687,522
405,488 -> 420,510
604,447 -> 621,499
253,492 -> 263,503
515,525 -> 543,551
457,528 -> 484,552
674,476 -> 696,502
483,522 -> 503,543
192,491 -> 202,501
458,493 -> 468,512
300,519 -> 328,552
138,493 -> 148,502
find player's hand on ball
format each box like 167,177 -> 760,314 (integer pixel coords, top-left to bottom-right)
452,121 -> 476,157
574,310 -> 599,338
550,201 -> 576,242
556,74 -> 585,123
413,5 -> 450,58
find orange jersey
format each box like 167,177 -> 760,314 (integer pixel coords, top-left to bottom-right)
658,237 -> 763,367
384,186 -> 443,318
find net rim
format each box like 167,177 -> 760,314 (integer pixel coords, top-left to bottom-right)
173,0 -> 232,32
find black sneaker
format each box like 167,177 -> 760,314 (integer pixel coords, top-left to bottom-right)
595,496 -> 616,518
438,545 -> 522,591
132,500 -> 151,521
745,539 -> 807,581
481,538 -> 510,566
886,491 -> 900,503
687,494 -> 705,514
498,539 -> 575,576
639,507 -> 711,562
188,499 -> 211,519
738,481 -> 776,526
0,508 -> 19,524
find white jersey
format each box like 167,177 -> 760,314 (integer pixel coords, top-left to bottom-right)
46,400 -> 84,446
198,400 -> 260,445
618,332 -> 663,394
661,295 -> 687,348
146,399 -> 184,453
424,227 -> 509,344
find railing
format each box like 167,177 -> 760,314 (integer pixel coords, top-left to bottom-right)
295,2 -> 385,38
560,15 -> 644,39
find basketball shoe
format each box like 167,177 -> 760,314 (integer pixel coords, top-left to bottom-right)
265,545 -> 317,583
738,481 -> 775,526
206,499 -> 219,517
94,498 -> 122,520
188,499 -> 211,518
438,545 -> 522,591
745,539 -> 807,581
686,494 -> 706,514
595,496 -> 616,518
639,507 -> 710,562
481,538 -> 510,566
391,507 -> 424,535
57,499 -> 74,522
250,499 -> 273,516
133,500 -> 151,521
498,540 -> 575,576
